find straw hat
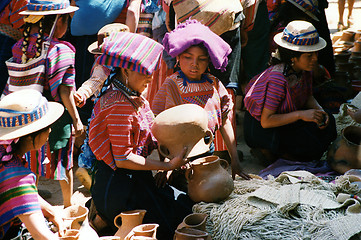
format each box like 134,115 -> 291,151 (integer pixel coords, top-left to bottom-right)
0,90 -> 64,140
274,20 -> 326,52
20,0 -> 79,16
286,0 -> 319,21
88,23 -> 130,55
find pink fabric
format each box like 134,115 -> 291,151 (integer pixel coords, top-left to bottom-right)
162,19 -> 231,71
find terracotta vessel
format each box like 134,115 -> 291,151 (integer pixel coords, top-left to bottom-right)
327,126 -> 361,174
340,30 -> 355,42
125,224 -> 159,240
151,104 -> 213,159
59,229 -> 80,240
334,50 -> 351,64
174,228 -> 209,240
114,210 -> 147,240
186,155 -> 234,203
177,213 -> 208,231
62,205 -> 89,230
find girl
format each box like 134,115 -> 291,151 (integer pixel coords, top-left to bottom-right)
0,90 -> 65,240
152,19 -> 250,180
88,31 -> 193,239
243,20 -> 337,163
3,0 -> 84,207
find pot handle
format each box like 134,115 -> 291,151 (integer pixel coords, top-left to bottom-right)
219,159 -> 229,170
185,166 -> 194,181
114,213 -> 122,228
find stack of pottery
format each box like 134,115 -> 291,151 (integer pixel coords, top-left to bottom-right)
174,213 -> 210,240
186,155 -> 234,203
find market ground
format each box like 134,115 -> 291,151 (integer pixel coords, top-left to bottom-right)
39,0 -> 361,208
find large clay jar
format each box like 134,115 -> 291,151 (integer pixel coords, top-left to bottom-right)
174,228 -> 209,240
114,210 -> 147,240
63,205 -> 89,230
177,213 -> 208,231
327,125 -> 361,174
186,155 -> 234,203
151,104 -> 213,159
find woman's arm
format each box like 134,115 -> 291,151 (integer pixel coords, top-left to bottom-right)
219,118 -> 250,180
115,148 -> 188,171
19,212 -> 58,240
59,84 -> 84,137
38,196 -> 66,236
126,0 -> 142,32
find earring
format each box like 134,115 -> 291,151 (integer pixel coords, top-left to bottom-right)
174,59 -> 179,68
125,77 -> 129,87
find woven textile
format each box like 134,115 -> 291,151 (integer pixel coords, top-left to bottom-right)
96,32 -> 163,75
193,171 -> 361,240
0,154 -> 41,239
172,0 -> 243,35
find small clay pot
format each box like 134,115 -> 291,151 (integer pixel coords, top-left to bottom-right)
334,51 -> 352,64
177,213 -> 208,231
131,224 -> 159,238
62,205 -> 88,230
353,40 -> 361,53
340,30 -> 355,42
355,30 -> 361,41
59,229 -> 80,240
174,228 -> 209,240
350,56 -> 361,68
114,210 -> 147,239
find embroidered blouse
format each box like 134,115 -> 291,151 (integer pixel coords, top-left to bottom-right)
244,63 -> 313,121
151,70 -> 233,133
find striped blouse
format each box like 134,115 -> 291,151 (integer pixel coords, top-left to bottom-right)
8,34 -> 76,101
151,71 -> 233,134
0,150 -> 41,239
89,87 -> 157,170
244,64 -> 313,121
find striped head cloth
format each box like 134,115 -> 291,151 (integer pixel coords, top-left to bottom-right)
162,19 -> 231,72
274,20 -> 326,52
286,0 -> 320,21
20,0 -> 79,16
95,32 -> 164,75
0,89 -> 64,140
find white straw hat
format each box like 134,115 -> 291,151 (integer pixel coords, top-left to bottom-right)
20,0 -> 79,16
0,90 -> 64,140
274,20 -> 326,52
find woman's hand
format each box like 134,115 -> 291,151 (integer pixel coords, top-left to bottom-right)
231,157 -> 251,180
167,147 -> 188,170
73,91 -> 86,107
347,108 -> 361,123
299,109 -> 327,127
72,118 -> 84,137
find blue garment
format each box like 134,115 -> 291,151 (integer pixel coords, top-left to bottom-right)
70,0 -> 128,36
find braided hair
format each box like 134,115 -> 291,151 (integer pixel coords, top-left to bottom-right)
21,17 -> 45,63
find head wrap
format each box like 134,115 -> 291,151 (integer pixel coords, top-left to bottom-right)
96,32 -> 164,75
162,19 -> 232,72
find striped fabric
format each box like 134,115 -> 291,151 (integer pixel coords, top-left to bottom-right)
96,32 -> 163,75
89,88 -> 157,170
136,13 -> 153,38
5,34 -> 76,101
25,0 -> 69,12
0,0 -> 27,32
151,71 -> 233,135
244,64 -> 313,121
172,0 -> 243,35
282,28 -> 319,46
0,154 -> 41,238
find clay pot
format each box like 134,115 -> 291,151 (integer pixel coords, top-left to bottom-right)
63,205 -> 89,230
59,229 -> 80,240
174,228 -> 209,240
186,155 -> 234,203
340,30 -> 355,42
327,126 -> 361,174
353,40 -> 361,53
125,224 -> 159,240
350,56 -> 361,68
100,237 -> 121,240
114,210 -> 147,240
152,104 -> 213,159
177,213 -> 208,231
334,50 -> 352,64
355,30 -> 361,41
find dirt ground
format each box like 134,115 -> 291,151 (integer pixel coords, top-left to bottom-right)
39,0 -> 361,209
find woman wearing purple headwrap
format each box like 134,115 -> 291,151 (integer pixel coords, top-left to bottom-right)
152,20 -> 250,182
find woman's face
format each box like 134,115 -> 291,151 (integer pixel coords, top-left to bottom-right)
292,52 -> 318,72
127,70 -> 153,94
54,14 -> 69,38
177,46 -> 210,81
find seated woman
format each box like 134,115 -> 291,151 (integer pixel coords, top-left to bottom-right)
243,20 -> 337,164
88,32 -> 193,240
0,90 -> 65,240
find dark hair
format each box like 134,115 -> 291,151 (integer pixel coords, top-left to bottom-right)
270,46 -> 303,65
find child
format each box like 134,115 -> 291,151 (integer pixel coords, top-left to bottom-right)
3,0 -> 83,207
152,19 -> 250,180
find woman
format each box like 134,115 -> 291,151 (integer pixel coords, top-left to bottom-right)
0,89 -> 65,240
243,20 -> 337,163
88,31 -> 193,240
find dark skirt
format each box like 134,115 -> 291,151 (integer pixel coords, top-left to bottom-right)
91,160 -> 194,240
243,110 -> 337,161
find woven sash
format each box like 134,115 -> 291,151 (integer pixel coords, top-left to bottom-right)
173,0 -> 243,35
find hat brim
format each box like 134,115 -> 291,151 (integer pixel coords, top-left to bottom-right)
0,102 -> 64,140
88,41 -> 102,55
19,6 -> 79,16
274,32 -> 327,52
286,0 -> 319,21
